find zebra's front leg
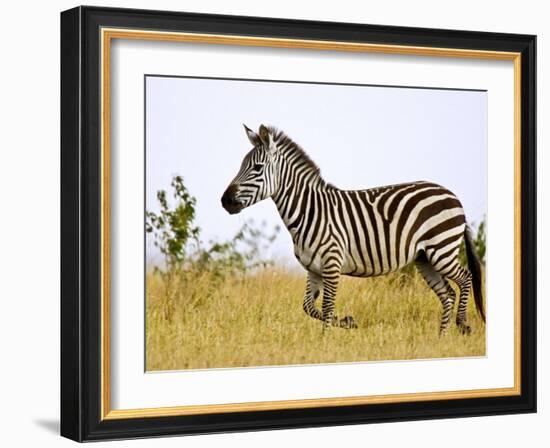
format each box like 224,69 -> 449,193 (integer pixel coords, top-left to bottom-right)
303,271 -> 357,329
320,267 -> 357,331
302,271 -> 323,321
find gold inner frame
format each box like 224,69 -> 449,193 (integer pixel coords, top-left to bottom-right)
100,27 -> 522,420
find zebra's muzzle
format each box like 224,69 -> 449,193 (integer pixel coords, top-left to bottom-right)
221,187 -> 244,214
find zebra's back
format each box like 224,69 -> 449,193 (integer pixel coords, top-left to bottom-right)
339,181 -> 466,277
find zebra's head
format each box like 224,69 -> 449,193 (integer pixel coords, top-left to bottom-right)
221,124 -> 279,215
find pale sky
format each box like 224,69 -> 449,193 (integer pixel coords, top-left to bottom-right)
146,76 -> 487,267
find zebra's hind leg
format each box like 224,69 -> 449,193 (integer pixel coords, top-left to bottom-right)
445,265 -> 473,335
415,259 -> 456,335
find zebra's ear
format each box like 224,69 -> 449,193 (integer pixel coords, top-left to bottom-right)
244,124 -> 262,147
258,124 -> 275,152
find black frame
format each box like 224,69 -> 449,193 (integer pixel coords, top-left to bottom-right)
61,6 -> 536,442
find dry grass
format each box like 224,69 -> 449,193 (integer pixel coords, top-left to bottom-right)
146,267 -> 485,371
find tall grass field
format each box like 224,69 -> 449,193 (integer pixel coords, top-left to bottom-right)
145,175 -> 486,372
146,267 -> 485,371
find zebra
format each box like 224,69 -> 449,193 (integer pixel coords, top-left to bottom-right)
221,124 -> 485,334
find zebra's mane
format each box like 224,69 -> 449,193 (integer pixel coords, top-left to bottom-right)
269,127 -> 323,177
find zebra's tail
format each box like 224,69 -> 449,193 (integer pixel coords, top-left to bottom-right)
464,225 -> 486,323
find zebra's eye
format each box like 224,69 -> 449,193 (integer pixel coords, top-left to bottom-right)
253,164 -> 264,171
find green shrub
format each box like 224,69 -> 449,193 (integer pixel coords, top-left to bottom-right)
146,175 -> 279,278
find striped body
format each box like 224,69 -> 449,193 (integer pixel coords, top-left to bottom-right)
277,181 -> 465,279
222,125 -> 485,333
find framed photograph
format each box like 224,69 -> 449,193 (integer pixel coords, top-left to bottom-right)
60,6 -> 536,441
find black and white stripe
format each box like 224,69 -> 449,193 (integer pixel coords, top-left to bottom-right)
221,125 -> 485,333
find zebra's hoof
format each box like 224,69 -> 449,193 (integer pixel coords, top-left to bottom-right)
339,315 -> 358,329
458,323 -> 471,335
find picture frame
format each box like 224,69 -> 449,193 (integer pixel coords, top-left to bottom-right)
60,5 -> 536,442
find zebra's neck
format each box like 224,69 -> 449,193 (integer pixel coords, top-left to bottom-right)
270,134 -> 331,229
